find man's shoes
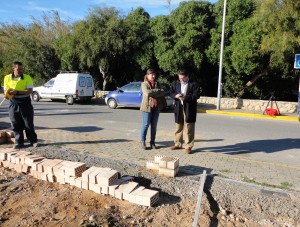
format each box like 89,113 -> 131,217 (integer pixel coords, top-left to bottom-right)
13,144 -> 24,149
185,148 -> 192,154
170,145 -> 181,150
31,142 -> 39,148
150,141 -> 157,149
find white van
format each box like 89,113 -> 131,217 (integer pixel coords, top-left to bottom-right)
32,72 -> 94,105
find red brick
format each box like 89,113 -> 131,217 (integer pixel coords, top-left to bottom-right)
81,180 -> 89,190
127,186 -> 145,203
75,177 -> 82,188
31,159 -> 48,171
100,186 -> 109,195
81,166 -> 99,182
14,164 -> 23,173
43,159 -> 63,174
96,168 -> 119,187
2,160 -> 10,168
146,161 -> 159,170
24,155 -> 45,166
108,177 -> 133,197
63,162 -> 86,177
115,181 -> 139,200
87,167 -> 102,184
89,182 -> 101,194
159,167 -> 179,177
47,173 -> 55,182
130,189 -> 159,207
21,164 -> 30,173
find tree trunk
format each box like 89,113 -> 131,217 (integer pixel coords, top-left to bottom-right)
99,65 -> 108,91
236,70 -> 268,98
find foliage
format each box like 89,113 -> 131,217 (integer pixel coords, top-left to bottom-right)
151,1 -> 213,81
1,1 -> 300,100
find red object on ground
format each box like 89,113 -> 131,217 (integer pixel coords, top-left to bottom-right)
266,108 -> 278,116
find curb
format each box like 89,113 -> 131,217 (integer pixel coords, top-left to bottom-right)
197,109 -> 299,122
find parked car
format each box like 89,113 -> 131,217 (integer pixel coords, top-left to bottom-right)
104,82 -> 173,109
32,72 -> 94,105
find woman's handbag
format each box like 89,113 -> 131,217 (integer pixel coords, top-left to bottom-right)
158,96 -> 168,109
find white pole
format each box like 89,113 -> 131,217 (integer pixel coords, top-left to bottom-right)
192,170 -> 207,227
216,0 -> 227,110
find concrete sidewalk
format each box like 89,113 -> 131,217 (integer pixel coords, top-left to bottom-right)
34,127 -> 300,192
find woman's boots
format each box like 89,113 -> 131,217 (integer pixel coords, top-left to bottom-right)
150,141 -> 157,149
141,141 -> 157,149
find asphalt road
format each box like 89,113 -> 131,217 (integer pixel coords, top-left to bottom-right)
1,98 -> 300,167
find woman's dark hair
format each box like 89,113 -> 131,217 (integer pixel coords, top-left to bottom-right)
146,69 -> 155,75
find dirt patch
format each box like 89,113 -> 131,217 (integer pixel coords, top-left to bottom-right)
0,167 -> 266,227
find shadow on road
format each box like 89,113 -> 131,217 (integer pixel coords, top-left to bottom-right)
203,138 -> 300,154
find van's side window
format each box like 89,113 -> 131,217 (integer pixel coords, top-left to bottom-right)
44,79 -> 55,87
79,77 -> 86,87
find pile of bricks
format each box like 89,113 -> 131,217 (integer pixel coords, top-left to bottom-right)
146,155 -> 179,177
0,130 -> 15,145
0,148 -> 159,207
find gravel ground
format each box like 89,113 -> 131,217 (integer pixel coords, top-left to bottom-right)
17,144 -> 300,226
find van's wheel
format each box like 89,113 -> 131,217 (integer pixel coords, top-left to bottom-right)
66,96 -> 74,105
32,92 -> 40,102
107,98 -> 117,109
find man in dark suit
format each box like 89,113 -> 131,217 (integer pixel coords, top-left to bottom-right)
169,69 -> 200,154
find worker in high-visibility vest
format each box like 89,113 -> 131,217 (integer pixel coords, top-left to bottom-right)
3,61 -> 38,149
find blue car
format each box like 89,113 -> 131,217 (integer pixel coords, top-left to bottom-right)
104,82 -> 173,109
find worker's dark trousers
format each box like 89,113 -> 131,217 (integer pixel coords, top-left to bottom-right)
9,99 -> 37,145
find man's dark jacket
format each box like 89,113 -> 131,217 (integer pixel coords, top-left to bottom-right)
170,80 -> 200,123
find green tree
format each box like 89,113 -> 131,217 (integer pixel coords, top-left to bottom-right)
151,1 -> 213,81
0,11 -> 69,85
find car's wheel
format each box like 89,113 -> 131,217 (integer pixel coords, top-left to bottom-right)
107,98 -> 117,109
66,95 -> 74,105
32,92 -> 40,102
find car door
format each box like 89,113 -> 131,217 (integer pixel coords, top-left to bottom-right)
85,76 -> 94,97
117,83 -> 142,106
40,78 -> 55,98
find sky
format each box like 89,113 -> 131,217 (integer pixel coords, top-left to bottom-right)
0,0 -> 218,25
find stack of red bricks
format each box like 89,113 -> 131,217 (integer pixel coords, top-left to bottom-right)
146,155 -> 179,177
0,148 -> 159,207
0,130 -> 15,145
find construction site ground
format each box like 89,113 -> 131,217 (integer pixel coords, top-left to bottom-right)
0,160 -> 281,227
1,137 -> 299,227
1,97 -> 300,226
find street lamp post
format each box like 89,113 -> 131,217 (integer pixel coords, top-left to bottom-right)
216,0 -> 227,110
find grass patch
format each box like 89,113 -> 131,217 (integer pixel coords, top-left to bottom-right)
279,182 -> 293,190
216,174 -> 229,179
242,177 -> 293,190
219,169 -> 231,173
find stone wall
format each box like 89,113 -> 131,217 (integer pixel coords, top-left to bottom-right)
198,96 -> 298,114
95,90 -> 110,99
